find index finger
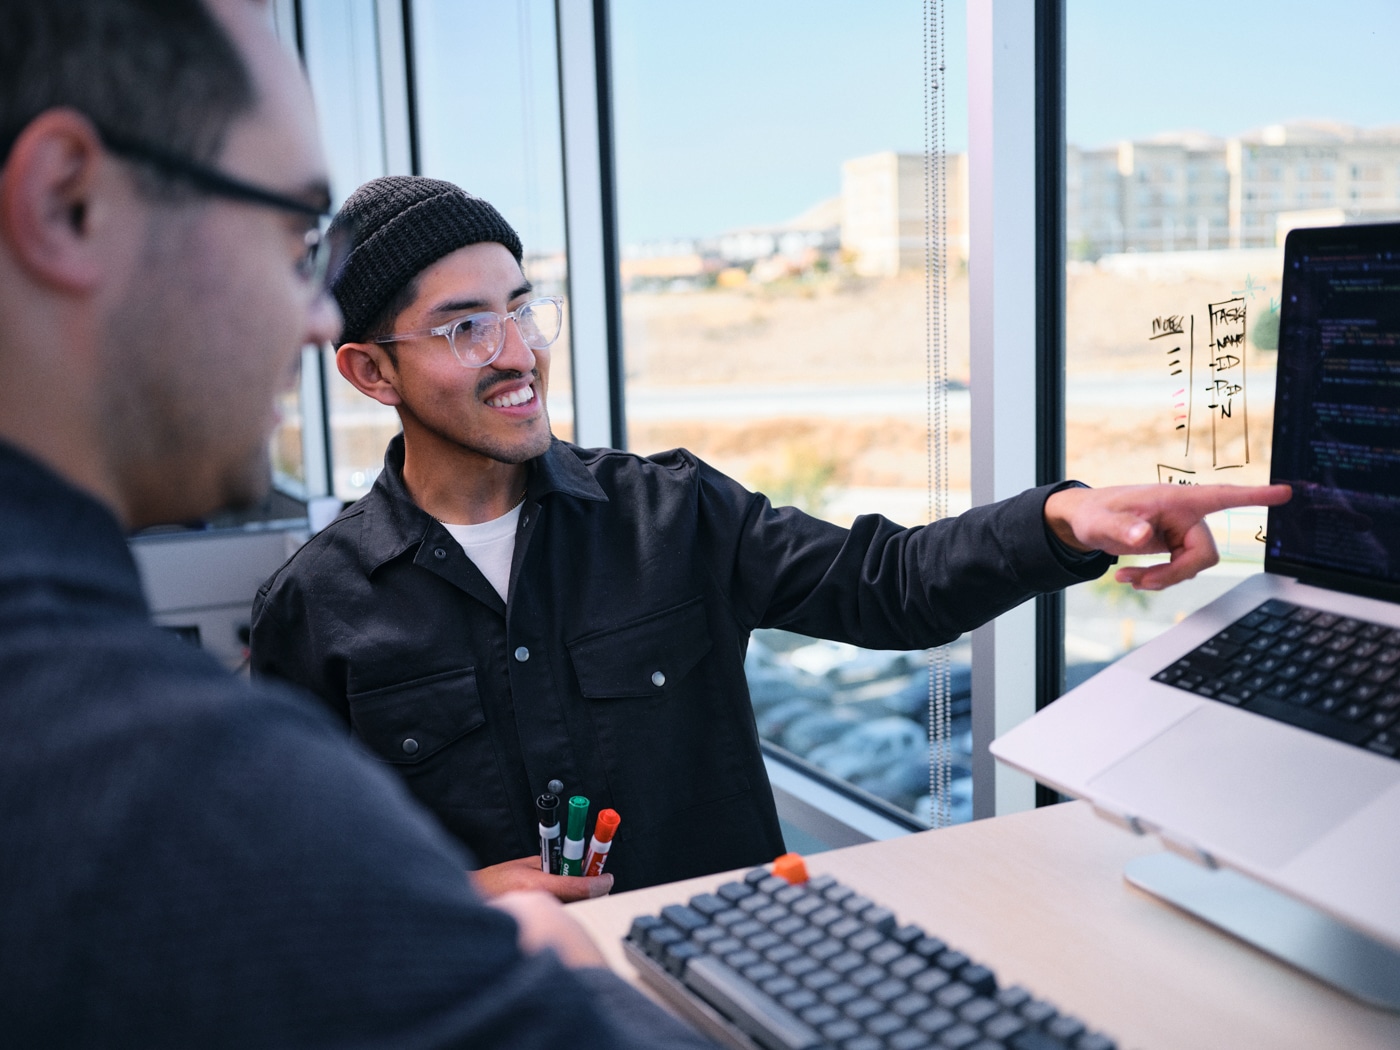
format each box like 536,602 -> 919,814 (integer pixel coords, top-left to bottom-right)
1172,483 -> 1291,515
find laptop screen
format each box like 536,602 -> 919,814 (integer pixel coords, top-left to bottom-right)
1267,222 -> 1400,598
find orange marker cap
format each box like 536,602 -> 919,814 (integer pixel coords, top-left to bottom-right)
771,852 -> 809,885
592,808 -> 621,843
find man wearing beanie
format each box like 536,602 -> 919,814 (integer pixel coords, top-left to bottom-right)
251,175 -> 1289,899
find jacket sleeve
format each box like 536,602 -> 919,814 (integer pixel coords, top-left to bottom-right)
695,461 -> 1112,649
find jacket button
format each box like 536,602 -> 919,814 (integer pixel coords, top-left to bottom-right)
401,738 -> 420,755
651,670 -> 666,687
514,646 -> 530,662
433,547 -> 447,559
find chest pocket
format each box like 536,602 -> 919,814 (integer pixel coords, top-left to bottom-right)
568,597 -> 712,699
346,666 -> 485,765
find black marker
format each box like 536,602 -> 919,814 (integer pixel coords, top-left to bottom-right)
536,790 -> 561,875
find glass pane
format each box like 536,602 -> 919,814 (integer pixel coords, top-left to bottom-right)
612,1 -> 971,827
1064,0 -> 1400,685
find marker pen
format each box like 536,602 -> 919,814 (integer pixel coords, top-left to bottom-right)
536,791 -> 561,875
560,795 -> 590,876
583,808 -> 620,877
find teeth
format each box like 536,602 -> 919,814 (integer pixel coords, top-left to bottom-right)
486,386 -> 535,409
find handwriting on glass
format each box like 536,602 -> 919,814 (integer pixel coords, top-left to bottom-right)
1153,297 -> 1249,484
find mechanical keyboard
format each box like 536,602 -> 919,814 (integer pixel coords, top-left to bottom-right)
1152,598 -> 1400,759
624,860 -> 1118,1050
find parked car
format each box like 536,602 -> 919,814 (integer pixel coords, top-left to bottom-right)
881,661 -> 972,719
807,716 -> 928,783
780,709 -> 865,757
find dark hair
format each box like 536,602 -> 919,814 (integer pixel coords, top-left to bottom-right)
0,0 -> 254,190
360,274 -> 422,363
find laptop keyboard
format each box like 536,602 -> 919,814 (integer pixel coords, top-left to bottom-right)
625,865 -> 1117,1050
1152,598 -> 1400,759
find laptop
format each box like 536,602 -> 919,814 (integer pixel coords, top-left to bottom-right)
992,222 -> 1400,956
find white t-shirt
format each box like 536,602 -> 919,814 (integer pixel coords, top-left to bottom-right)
440,503 -> 523,603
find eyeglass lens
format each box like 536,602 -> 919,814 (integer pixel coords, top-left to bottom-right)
451,299 -> 562,365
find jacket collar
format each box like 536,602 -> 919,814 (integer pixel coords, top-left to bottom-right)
356,433 -> 608,575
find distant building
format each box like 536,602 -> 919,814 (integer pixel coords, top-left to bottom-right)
1116,134 -> 1231,252
1228,122 -> 1400,248
1066,145 -> 1123,256
1070,122 -> 1400,257
839,151 -> 968,277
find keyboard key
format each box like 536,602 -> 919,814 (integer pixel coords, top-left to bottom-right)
780,988 -> 819,1012
1245,695 -> 1371,744
717,880 -> 753,903
913,968 -> 952,995
866,1012 -> 907,1037
844,996 -> 882,1021
914,1006 -> 957,1033
890,1030 -> 935,1050
862,905 -> 898,933
848,928 -> 884,954
1019,999 -> 1057,1025
800,1003 -> 839,1026
936,982 -> 976,1010
871,977 -> 910,1003
997,986 -> 1032,1010
893,991 -> 934,1017
983,1011 -> 1026,1040
869,941 -> 907,967
822,982 -> 860,1006
682,953 -> 824,1050
819,1017 -> 860,1042
958,996 -> 999,1026
938,1022 -> 981,1048
1047,1014 -> 1086,1040
959,963 -> 997,996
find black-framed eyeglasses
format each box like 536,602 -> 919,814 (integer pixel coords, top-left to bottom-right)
374,296 -> 565,368
93,126 -> 347,294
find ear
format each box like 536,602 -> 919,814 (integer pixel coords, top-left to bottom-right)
336,342 -> 404,406
0,110 -> 113,292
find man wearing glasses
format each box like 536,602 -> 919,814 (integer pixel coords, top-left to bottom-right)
250,176 -> 1290,899
0,1 -> 719,1045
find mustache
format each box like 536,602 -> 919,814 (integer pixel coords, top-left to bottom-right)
476,368 -> 539,399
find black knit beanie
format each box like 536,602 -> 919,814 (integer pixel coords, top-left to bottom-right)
328,175 -> 523,346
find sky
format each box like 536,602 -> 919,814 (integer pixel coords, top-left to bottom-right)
403,0 -> 1400,249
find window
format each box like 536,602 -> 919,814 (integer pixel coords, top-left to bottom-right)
611,0 -> 971,826
1063,0 -> 1400,687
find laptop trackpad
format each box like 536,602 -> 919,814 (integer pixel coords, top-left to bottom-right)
1086,704 -> 1398,869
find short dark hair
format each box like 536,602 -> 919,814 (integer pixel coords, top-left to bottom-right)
0,0 -> 254,187
360,274 -> 422,363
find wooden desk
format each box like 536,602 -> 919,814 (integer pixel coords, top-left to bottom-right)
568,800 -> 1400,1049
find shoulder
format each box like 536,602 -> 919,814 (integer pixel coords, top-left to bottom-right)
556,441 -> 744,494
254,500 -> 371,607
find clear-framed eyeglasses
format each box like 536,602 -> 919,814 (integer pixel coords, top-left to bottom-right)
373,295 -> 564,368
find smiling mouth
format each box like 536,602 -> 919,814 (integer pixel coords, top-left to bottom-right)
485,385 -> 536,409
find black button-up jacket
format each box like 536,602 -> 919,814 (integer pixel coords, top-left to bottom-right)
251,435 -> 1109,891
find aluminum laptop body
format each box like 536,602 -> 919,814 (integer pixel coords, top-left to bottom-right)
992,222 -> 1400,956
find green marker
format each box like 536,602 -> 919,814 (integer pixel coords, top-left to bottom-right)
561,795 -> 590,876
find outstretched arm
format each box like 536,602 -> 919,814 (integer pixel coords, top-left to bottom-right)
1043,483 -> 1292,591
